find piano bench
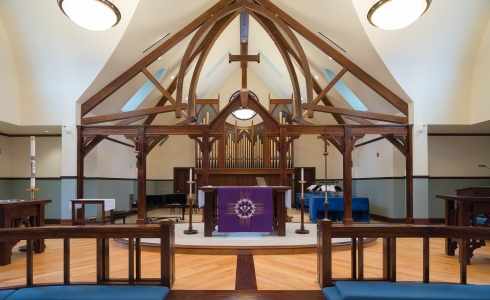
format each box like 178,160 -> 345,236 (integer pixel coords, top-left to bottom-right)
113,210 -> 128,224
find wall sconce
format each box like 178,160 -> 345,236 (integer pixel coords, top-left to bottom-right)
418,125 -> 426,133
63,126 -> 72,134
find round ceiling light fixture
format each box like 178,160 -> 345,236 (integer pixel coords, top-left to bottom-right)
367,0 -> 431,30
230,90 -> 258,121
58,0 -> 121,31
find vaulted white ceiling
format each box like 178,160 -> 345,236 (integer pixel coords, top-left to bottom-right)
1,0 -> 490,133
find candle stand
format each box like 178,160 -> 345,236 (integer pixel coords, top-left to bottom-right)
183,180 -> 198,235
24,186 -> 40,200
295,180 -> 309,234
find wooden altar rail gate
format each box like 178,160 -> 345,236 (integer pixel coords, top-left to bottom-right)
0,221 -> 175,289
318,219 -> 490,288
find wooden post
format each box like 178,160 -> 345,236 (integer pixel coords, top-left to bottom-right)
136,126 -> 147,225
160,220 -> 175,288
405,125 -> 414,224
76,126 -> 84,199
201,128 -> 210,186
320,219 -> 333,287
342,127 -> 353,225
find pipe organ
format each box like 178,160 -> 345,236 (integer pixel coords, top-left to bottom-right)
195,118 -> 293,170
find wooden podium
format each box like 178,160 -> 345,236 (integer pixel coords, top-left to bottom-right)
437,186 -> 490,264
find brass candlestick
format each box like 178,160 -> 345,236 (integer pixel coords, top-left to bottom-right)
24,186 -> 40,200
295,180 -> 309,234
184,180 -> 198,235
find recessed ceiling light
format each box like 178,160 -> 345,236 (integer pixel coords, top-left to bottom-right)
158,56 -> 162,60
45,131 -> 49,133
315,76 -> 319,80
328,56 -> 332,60
171,76 -> 175,80
301,97 -> 304,101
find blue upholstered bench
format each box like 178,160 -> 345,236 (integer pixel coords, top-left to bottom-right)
0,290 -> 16,300
2,285 -> 169,300
322,281 -> 490,300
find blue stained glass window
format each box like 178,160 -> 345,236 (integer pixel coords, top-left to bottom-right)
121,67 -> 167,112
322,68 -> 367,111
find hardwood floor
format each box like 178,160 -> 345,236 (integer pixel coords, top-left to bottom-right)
0,237 -> 489,290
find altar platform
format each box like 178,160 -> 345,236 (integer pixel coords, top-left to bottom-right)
113,222 -> 376,255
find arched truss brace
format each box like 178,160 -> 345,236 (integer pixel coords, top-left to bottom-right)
187,11 -> 241,116
176,1 -> 314,120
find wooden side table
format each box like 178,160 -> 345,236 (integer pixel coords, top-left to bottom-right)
70,199 -> 115,226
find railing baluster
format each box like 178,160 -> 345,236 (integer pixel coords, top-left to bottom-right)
136,238 -> 141,281
390,238 -> 397,282
64,238 -> 70,284
351,237 -> 357,280
460,238 -> 467,284
358,237 -> 364,280
129,237 -> 134,284
26,239 -> 33,286
96,238 -> 103,283
383,238 -> 390,281
423,237 -> 429,283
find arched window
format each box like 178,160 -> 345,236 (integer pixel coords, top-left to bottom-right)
121,67 -> 167,112
322,68 -> 367,111
229,90 -> 258,120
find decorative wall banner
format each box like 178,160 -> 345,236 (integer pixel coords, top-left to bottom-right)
218,186 -> 272,232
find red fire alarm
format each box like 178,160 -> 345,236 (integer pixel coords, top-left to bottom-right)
377,152 -> 379,157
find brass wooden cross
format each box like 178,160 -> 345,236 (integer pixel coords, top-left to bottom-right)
229,11 -> 260,89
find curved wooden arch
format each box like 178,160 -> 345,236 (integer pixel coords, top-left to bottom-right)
187,11 -> 241,116
244,2 -> 313,117
176,2 -> 242,107
249,12 -> 302,119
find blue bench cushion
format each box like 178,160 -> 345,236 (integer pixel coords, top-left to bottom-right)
0,290 -> 16,300
7,285 -> 169,300
323,281 -> 490,300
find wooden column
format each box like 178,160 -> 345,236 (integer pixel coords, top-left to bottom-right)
201,128 -> 210,186
279,128 -> 287,185
342,128 -> 353,225
76,126 -> 84,199
136,126 -> 147,225
405,125 -> 414,224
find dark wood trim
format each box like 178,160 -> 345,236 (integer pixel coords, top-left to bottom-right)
105,137 -> 135,148
166,290 -> 326,300
235,255 -> 257,290
354,137 -> 384,148
113,237 -> 377,255
353,177 -> 405,180
0,133 -> 61,137
428,133 -> 490,136
428,176 -> 490,180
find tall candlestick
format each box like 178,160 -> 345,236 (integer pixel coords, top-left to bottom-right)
30,136 -> 35,188
301,168 -> 304,181
189,168 -> 192,181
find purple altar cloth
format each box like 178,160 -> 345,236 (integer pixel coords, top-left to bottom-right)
218,186 -> 273,232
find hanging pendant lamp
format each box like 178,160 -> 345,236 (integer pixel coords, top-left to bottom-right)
367,0 -> 431,30
58,0 -> 121,31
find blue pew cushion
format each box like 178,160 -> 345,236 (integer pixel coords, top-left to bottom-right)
0,290 -> 15,300
322,281 -> 490,300
7,285 -> 170,300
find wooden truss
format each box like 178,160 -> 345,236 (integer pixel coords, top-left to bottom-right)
77,0 -> 414,225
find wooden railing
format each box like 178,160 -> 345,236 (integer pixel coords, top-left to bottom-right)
318,219 -> 490,287
0,220 -> 174,289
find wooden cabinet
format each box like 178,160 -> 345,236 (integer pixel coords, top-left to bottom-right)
293,167 -> 315,207
173,167 -> 194,194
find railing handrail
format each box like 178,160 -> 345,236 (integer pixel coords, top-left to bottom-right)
0,224 -> 161,240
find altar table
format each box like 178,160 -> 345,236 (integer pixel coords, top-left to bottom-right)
200,186 -> 291,236
0,199 -> 52,265
295,193 -> 370,223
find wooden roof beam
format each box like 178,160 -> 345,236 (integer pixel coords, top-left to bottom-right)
302,104 -> 408,124
255,0 -> 409,116
81,104 -> 187,125
313,67 -> 348,105
80,0 -> 232,117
